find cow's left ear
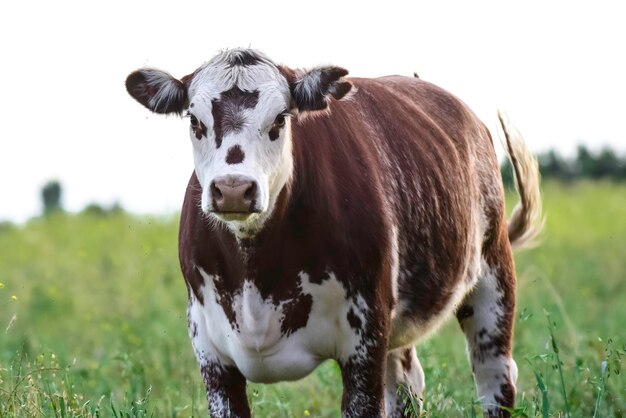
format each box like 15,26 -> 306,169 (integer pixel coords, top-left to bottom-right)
125,68 -> 188,115
279,65 -> 353,112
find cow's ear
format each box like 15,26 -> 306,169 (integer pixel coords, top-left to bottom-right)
126,68 -> 187,115
279,65 -> 352,112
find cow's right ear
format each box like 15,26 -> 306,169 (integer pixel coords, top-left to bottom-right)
125,69 -> 187,115
278,65 -> 352,113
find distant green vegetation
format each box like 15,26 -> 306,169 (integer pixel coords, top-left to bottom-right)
0,182 -> 624,417
501,145 -> 626,187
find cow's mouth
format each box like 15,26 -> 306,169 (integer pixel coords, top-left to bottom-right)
212,212 -> 258,222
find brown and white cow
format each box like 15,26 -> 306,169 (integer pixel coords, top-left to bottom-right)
126,48 -> 542,418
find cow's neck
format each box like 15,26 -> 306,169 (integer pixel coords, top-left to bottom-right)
223,184 -> 295,288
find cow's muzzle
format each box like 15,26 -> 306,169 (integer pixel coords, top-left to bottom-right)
210,175 -> 259,214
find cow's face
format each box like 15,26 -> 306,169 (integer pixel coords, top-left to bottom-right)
126,49 -> 351,235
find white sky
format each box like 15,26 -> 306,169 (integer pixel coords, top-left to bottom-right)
1,0 -> 624,223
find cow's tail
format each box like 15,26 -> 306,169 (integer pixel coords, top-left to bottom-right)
498,111 -> 544,250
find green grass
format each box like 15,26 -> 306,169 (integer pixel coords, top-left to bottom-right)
0,181 -> 624,417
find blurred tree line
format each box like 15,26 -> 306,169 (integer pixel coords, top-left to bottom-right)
501,145 -> 626,188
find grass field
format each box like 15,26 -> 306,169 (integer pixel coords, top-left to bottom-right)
0,181 -> 624,417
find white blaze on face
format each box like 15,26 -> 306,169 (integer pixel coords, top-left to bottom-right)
186,50 -> 294,234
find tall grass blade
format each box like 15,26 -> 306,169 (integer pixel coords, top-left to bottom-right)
111,399 -> 120,418
60,397 -> 67,418
526,358 -> 550,418
592,360 -> 608,418
534,370 -> 550,418
546,312 -> 571,418
51,398 -> 61,418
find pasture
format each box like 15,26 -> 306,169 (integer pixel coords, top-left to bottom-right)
0,181 -> 624,417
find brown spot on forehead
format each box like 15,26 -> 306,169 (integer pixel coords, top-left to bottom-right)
211,87 -> 259,148
225,145 -> 245,165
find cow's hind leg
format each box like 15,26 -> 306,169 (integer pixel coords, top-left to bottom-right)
456,245 -> 518,418
384,346 -> 425,418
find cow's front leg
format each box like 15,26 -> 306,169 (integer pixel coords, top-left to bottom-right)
340,348 -> 388,418
338,300 -> 390,418
200,362 -> 250,418
188,298 -> 250,417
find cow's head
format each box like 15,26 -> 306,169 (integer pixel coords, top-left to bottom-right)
126,49 -> 351,236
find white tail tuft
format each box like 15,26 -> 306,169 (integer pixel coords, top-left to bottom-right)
498,111 -> 545,250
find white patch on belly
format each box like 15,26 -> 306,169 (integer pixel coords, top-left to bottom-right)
193,268 -> 366,383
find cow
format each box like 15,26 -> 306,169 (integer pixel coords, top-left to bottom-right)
125,48 -> 543,418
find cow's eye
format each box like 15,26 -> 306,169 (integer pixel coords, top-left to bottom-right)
190,114 -> 199,127
268,112 -> 289,141
273,113 -> 286,128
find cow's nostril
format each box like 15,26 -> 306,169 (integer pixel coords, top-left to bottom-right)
244,182 -> 257,202
211,182 -> 223,201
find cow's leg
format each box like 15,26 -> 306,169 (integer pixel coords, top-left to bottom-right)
338,300 -> 391,418
384,346 -> 425,418
339,348 -> 387,418
198,362 -> 249,418
456,247 -> 518,418
188,299 -> 250,418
